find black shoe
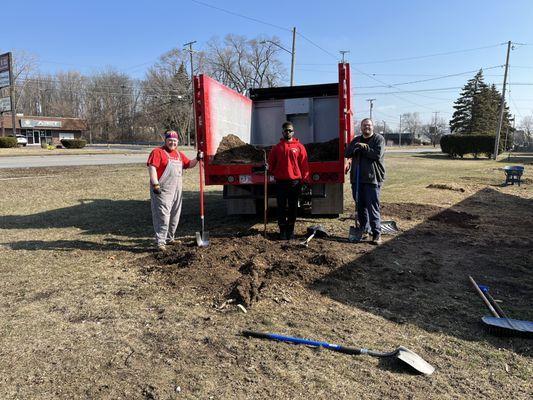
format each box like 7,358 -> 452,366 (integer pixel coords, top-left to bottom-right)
279,225 -> 288,240
286,224 -> 295,240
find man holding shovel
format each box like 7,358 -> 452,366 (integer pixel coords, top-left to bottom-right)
147,130 -> 203,251
345,118 -> 385,245
268,121 -> 310,240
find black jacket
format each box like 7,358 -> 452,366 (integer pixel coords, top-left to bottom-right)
344,133 -> 385,185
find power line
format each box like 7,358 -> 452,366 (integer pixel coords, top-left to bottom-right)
353,65 -> 504,89
348,43 -> 504,65
189,0 -> 292,32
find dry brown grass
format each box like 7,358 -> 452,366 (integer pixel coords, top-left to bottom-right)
0,153 -> 531,399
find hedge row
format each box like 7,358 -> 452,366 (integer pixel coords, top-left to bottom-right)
440,134 -> 496,158
0,137 -> 18,148
60,139 -> 87,149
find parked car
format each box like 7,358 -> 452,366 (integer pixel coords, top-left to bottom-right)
11,134 -> 28,147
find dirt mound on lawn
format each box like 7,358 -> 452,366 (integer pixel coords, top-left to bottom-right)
211,134 -> 339,164
142,233 -> 345,308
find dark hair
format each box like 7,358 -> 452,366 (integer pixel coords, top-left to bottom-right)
282,121 -> 293,130
360,118 -> 373,125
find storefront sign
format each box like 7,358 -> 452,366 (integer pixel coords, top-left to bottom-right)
0,53 -> 9,73
20,119 -> 62,128
0,96 -> 11,112
0,71 -> 9,89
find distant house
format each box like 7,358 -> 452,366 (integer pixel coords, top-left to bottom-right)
0,115 -> 87,145
383,132 -> 426,145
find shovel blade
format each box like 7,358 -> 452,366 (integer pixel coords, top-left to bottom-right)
396,346 -> 435,375
348,226 -> 363,243
195,231 -> 210,247
381,220 -> 399,235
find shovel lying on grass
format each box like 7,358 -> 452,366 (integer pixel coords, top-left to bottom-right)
300,225 -> 329,247
242,330 -> 434,375
469,276 -> 533,337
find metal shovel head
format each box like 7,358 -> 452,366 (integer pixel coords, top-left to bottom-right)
306,225 -> 329,238
395,346 -> 435,376
382,220 -> 399,235
195,231 -> 210,247
348,226 -> 364,243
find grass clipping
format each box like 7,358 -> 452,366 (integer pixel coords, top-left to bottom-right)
211,134 -> 339,164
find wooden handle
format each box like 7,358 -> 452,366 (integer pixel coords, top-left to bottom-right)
469,276 -> 499,318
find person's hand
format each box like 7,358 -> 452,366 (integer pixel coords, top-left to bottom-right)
355,142 -> 369,151
196,150 -> 204,161
152,183 -> 162,195
344,160 -> 351,174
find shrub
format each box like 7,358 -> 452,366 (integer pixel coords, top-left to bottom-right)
0,137 -> 18,148
60,139 -> 87,149
41,140 -> 49,149
440,134 -> 496,158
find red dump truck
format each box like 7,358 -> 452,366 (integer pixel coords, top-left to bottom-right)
193,63 -> 353,215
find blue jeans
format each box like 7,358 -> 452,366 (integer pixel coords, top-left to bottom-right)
351,182 -> 381,235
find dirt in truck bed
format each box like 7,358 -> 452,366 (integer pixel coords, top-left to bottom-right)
211,134 -> 339,164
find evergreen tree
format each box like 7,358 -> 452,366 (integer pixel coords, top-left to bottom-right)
450,70 -> 486,134
450,70 -> 512,143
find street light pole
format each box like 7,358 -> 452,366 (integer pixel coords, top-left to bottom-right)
261,30 -> 296,86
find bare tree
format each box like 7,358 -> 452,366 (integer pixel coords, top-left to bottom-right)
141,49 -> 190,143
401,112 -> 422,143
422,116 -> 448,147
204,34 -> 286,93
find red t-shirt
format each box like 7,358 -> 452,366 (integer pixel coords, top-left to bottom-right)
147,147 -> 191,179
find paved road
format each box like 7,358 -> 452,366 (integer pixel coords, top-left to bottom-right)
0,147 -> 439,169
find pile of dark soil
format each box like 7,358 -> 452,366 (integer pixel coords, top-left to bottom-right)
428,209 -> 479,229
427,183 -> 465,192
305,138 -> 339,162
143,233 -> 345,308
211,134 -> 339,165
211,135 -> 267,164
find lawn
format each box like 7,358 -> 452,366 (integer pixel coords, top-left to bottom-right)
0,152 -> 531,399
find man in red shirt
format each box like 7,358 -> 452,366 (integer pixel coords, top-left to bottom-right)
147,130 -> 202,251
268,121 -> 310,240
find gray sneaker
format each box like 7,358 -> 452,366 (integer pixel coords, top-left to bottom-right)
371,234 -> 382,245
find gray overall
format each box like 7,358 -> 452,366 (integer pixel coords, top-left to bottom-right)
150,150 -> 183,246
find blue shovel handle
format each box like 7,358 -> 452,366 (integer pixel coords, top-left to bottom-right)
242,330 -> 370,356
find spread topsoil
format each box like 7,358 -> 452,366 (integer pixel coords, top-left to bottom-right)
211,134 -> 339,164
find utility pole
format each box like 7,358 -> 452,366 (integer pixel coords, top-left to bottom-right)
399,114 -> 402,146
184,40 -> 197,147
382,120 -> 386,135
8,52 -> 16,137
493,40 -> 512,159
366,98 -> 376,119
339,50 -> 350,63
433,111 -> 439,146
290,27 -> 296,86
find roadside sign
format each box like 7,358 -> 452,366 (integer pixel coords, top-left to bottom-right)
0,96 -> 11,112
0,71 -> 9,88
0,53 -> 9,73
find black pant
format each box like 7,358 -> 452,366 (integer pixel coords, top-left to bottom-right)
276,179 -> 301,227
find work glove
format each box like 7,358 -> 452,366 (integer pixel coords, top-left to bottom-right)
355,142 -> 369,151
152,183 -> 162,195
196,150 -> 204,161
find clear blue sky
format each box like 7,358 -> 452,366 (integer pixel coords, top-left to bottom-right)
2,0 -> 533,130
